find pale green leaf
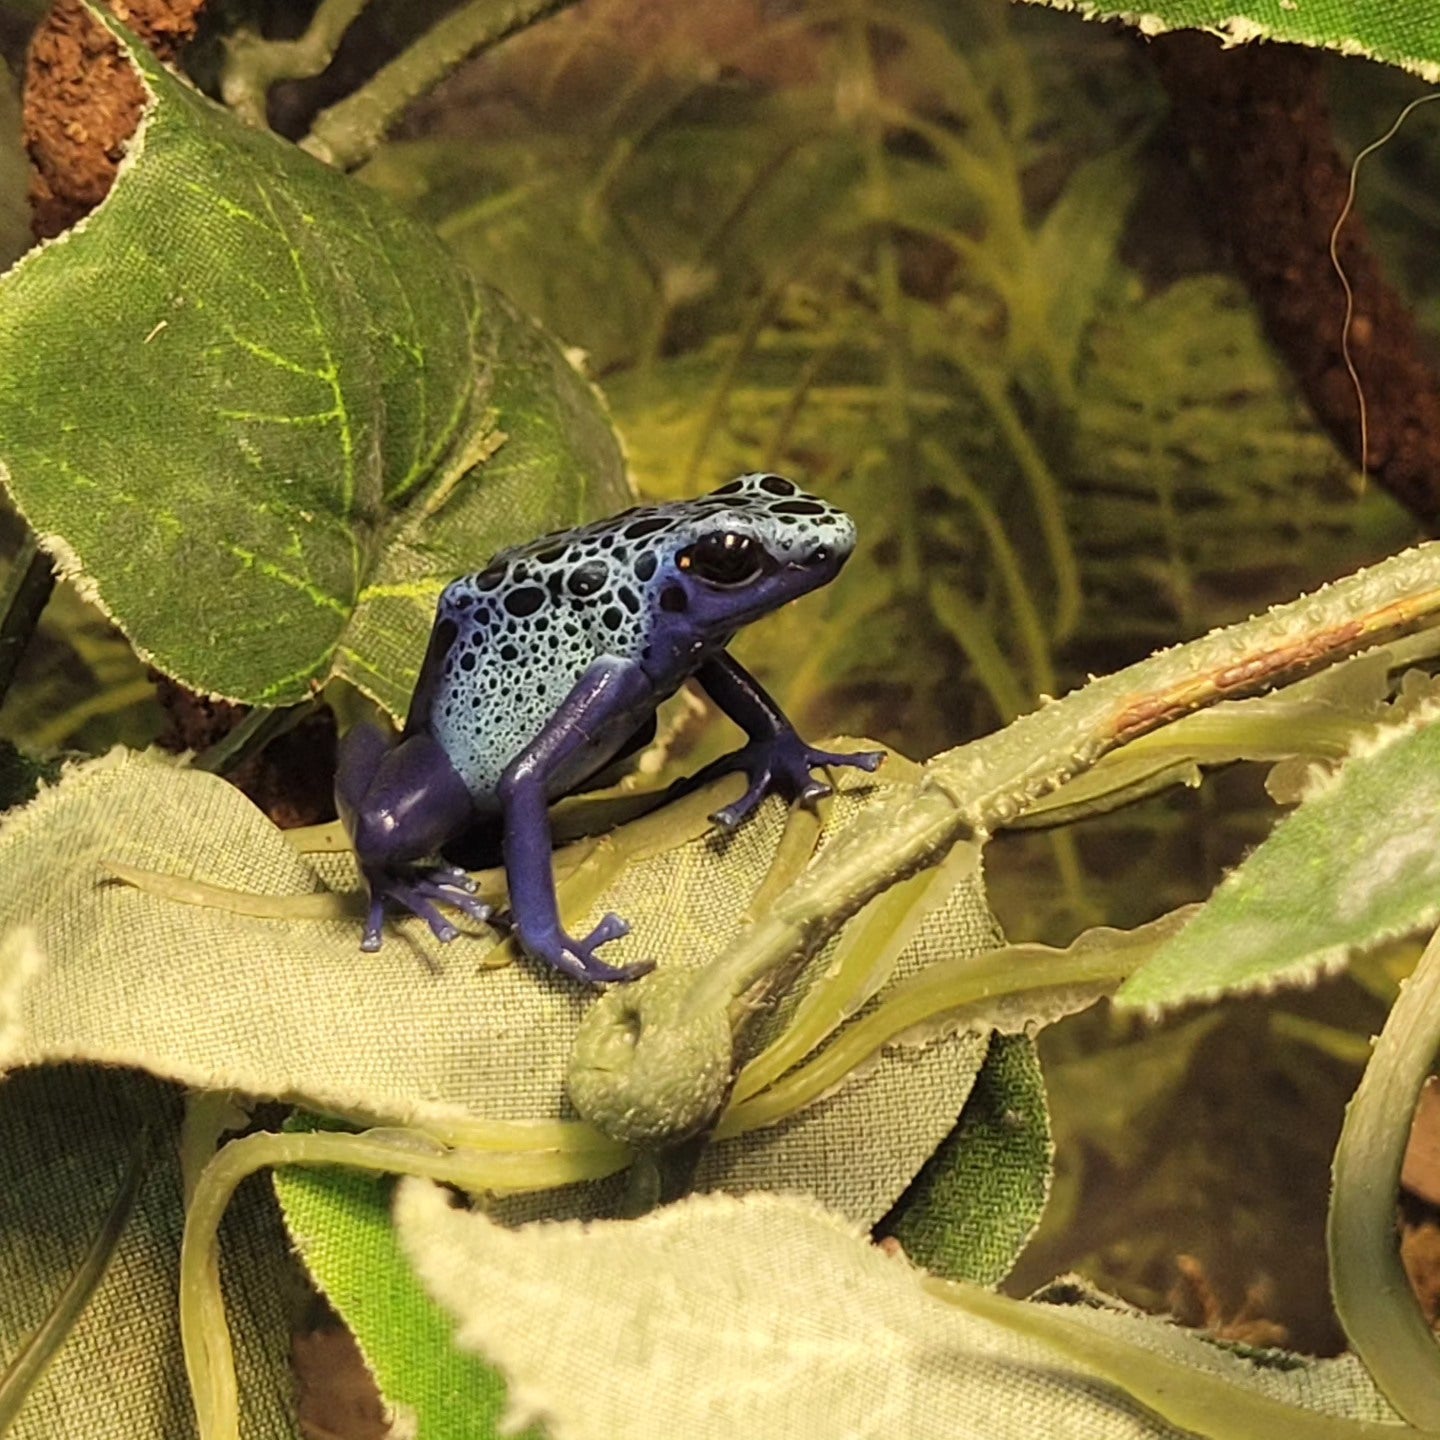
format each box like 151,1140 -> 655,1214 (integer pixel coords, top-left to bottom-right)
1117,712 -> 1440,1010
0,747 -> 994,1222
394,1180 -> 1414,1440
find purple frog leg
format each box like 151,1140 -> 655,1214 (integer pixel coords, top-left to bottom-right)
335,723 -> 491,951
497,655 -> 658,985
694,652 -> 885,829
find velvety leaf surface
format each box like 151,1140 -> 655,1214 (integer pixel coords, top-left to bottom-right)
0,10 -> 629,714
876,1032 -> 1051,1284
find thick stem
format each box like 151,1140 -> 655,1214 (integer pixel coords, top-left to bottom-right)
931,1278 -> 1440,1440
571,537 -> 1440,1147
181,1125 -> 630,1440
1329,923 -> 1440,1426
300,0 -> 583,171
189,699 -> 315,777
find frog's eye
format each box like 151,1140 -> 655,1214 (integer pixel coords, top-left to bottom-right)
677,531 -> 766,587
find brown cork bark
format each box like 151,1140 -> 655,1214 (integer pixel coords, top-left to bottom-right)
1152,33 -> 1440,532
23,0 -> 202,238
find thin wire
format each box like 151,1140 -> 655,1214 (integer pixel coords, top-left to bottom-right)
1329,91 -> 1440,479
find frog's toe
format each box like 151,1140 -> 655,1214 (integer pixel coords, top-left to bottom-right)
578,952 -> 656,984
360,895 -> 387,952
387,885 -> 460,944
795,775 -> 832,806
710,784 -> 767,831
411,877 -> 492,925
585,912 -> 631,948
810,745 -> 886,774
428,863 -> 479,894
359,866 -> 493,950
525,914 -> 651,985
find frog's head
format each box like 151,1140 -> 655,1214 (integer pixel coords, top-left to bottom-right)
649,473 -> 856,634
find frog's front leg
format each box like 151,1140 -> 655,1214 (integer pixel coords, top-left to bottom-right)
498,656 -> 657,985
695,652 -> 885,829
336,723 -> 492,950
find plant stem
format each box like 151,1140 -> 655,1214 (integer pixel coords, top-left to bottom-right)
1329,922 -> 1440,1426
220,0 -> 372,128
300,0 -> 584,171
932,1279 -> 1440,1440
573,539 -> 1440,1146
0,536 -> 54,716
190,699 -> 315,777
181,1126 -> 629,1440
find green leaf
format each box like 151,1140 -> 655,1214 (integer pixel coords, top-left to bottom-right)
1117,712 -> 1440,1011
1017,0 -> 1440,80
876,1032 -> 1051,1284
0,747 -> 994,1221
1329,923 -> 1440,1427
0,9 -> 629,715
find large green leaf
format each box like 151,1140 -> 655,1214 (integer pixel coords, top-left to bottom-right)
876,1032 -> 1052,1284
0,8 -> 629,716
1019,0 -> 1440,78
0,746 -> 996,1217
274,1138 -> 529,1440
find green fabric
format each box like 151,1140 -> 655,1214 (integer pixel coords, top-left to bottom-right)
0,1066 -> 296,1440
877,1032 -> 1052,1284
0,8 -> 631,715
394,1183 -> 1412,1440
276,1156 -> 528,1440
1019,0 -> 1440,80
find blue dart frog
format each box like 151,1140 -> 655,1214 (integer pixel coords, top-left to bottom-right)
335,472 -> 884,985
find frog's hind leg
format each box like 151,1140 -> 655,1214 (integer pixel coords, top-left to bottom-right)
336,724 -> 483,951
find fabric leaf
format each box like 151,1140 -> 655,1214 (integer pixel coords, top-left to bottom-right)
0,8 -> 630,715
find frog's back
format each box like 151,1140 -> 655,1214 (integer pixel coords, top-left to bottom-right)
406,474 -> 852,799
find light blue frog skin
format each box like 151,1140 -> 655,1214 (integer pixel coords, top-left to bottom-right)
335,473 -> 884,985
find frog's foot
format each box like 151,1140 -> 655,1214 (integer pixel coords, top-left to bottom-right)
358,866 -> 493,952
517,912 -> 655,986
709,735 -> 886,830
